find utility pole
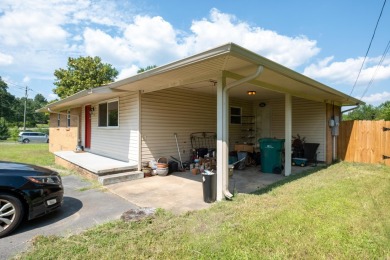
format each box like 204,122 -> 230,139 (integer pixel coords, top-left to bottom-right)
23,86 -> 27,131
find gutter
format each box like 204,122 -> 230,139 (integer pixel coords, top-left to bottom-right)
221,65 -> 264,200
341,105 -> 360,114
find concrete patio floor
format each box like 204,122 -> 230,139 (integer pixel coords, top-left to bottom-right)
54,151 -> 322,215
106,164 -> 316,215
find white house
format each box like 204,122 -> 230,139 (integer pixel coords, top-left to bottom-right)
38,43 -> 363,200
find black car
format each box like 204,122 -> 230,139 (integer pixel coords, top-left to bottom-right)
0,161 -> 64,237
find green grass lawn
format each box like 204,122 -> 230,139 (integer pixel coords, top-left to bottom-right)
0,143 -> 54,166
2,144 -> 389,259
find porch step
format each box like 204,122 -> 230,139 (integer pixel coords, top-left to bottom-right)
98,171 -> 144,185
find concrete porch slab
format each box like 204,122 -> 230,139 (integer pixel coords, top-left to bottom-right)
98,171 -> 144,185
54,151 -> 137,175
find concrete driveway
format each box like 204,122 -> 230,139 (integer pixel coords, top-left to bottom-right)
0,174 -> 137,260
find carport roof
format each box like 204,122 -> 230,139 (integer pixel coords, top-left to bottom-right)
37,42 -> 363,112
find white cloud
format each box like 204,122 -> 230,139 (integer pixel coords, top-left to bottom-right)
183,8 -> 320,68
304,56 -> 390,85
361,91 -> 390,105
48,93 -> 59,101
0,1 -> 70,48
23,76 -> 30,83
83,15 -> 182,67
83,8 -> 320,70
117,65 -> 140,80
0,52 -> 13,65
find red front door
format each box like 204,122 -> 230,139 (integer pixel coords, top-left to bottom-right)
85,105 -> 91,149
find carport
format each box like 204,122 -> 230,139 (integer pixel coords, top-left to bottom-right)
39,43 -> 363,202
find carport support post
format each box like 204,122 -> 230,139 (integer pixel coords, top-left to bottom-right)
216,75 -> 226,201
285,93 -> 292,176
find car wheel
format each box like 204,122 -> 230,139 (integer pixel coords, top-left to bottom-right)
22,139 -> 30,143
0,194 -> 24,238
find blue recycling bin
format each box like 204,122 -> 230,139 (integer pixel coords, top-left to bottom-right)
259,138 -> 285,173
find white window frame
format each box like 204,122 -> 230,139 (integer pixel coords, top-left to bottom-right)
230,106 -> 242,124
98,98 -> 119,128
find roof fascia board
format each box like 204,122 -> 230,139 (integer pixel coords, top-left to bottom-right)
38,84 -> 117,112
107,43 -> 233,90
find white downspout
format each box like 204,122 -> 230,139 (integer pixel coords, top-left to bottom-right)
221,65 -> 264,199
284,94 -> 292,176
137,90 -> 142,171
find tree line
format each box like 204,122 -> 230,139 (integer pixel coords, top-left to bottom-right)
343,102 -> 390,121
0,77 -> 50,139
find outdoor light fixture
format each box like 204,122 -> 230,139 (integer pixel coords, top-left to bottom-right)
247,90 -> 256,95
89,106 -> 95,116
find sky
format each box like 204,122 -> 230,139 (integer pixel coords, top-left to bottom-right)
0,0 -> 389,106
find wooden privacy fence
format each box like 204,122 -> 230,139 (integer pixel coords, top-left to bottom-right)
338,120 -> 390,166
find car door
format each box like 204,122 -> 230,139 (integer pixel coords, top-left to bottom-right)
30,133 -> 39,143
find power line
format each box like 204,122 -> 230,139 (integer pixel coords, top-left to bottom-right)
349,0 -> 387,96
360,39 -> 390,100
3,79 -> 25,90
3,79 -> 48,98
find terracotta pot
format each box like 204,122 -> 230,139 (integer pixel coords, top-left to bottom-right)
157,163 -> 168,168
191,168 -> 199,175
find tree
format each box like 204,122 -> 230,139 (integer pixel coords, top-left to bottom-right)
377,101 -> 390,121
137,65 -> 157,74
53,56 -> 118,99
0,120 -> 9,140
31,94 -> 49,124
343,104 -> 379,120
0,76 -> 17,123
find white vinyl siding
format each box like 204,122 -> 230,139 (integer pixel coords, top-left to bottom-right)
141,88 -> 217,162
80,90 -> 326,163
89,92 -> 139,163
140,88 -> 255,162
268,97 -> 326,162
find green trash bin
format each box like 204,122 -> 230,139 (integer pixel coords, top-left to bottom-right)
259,138 -> 285,173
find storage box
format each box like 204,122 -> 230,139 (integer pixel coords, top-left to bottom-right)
234,144 -> 254,153
292,158 -> 307,167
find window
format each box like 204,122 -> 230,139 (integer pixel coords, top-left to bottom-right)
67,110 -> 71,127
230,107 -> 242,124
98,100 -> 119,127
57,113 -> 60,127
